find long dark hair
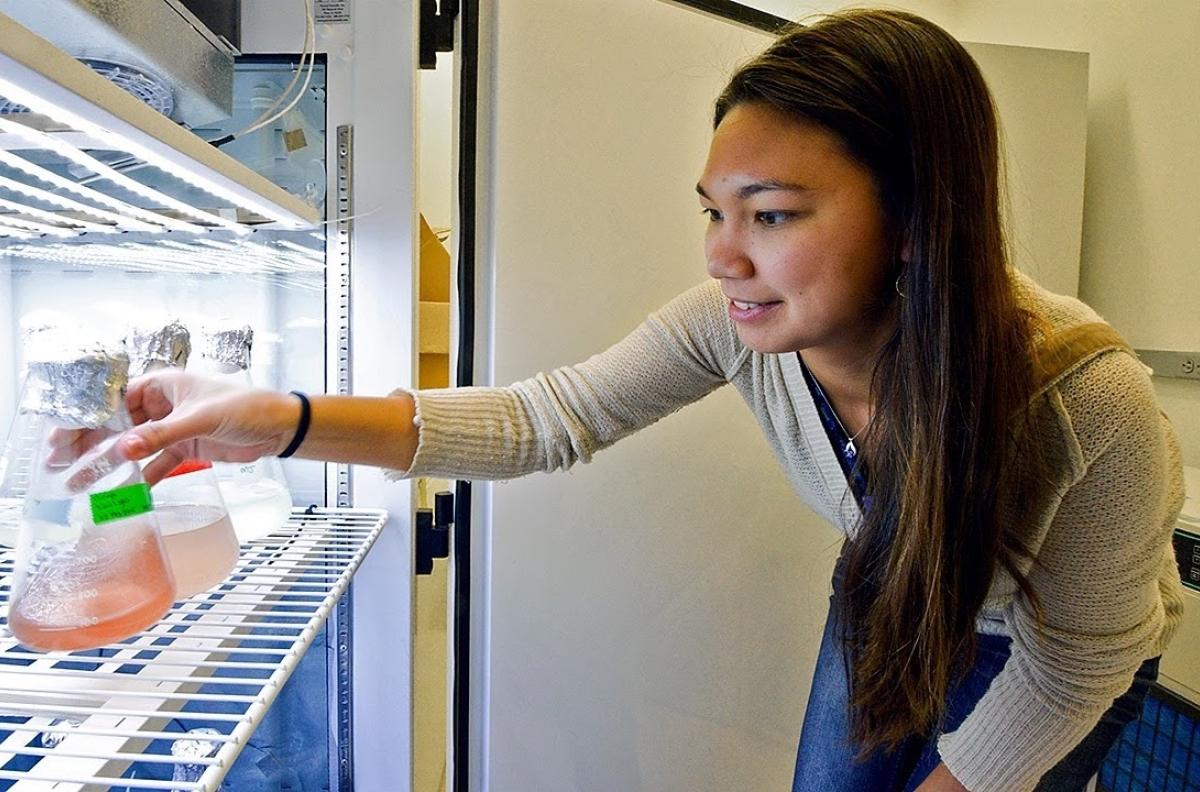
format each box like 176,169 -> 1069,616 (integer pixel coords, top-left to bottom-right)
715,9 -> 1041,751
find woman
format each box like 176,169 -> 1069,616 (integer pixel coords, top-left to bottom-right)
114,10 -> 1183,791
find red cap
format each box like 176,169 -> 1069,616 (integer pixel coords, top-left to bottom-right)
165,459 -> 213,478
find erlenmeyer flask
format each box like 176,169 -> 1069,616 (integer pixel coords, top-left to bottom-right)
152,460 -> 240,597
192,325 -> 293,542
123,319 -> 239,595
3,349 -> 176,652
0,316 -> 88,547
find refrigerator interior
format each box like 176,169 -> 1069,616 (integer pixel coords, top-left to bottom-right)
0,56 -> 330,509
0,56 -> 353,789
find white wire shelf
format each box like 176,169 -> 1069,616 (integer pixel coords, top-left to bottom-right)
0,507 -> 387,790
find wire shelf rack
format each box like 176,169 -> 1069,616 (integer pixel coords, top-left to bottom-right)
0,507 -> 387,790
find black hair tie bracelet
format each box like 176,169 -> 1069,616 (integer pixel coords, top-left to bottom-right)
278,391 -> 312,459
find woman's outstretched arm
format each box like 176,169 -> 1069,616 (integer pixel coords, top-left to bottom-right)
119,369 -> 418,482
119,280 -> 738,484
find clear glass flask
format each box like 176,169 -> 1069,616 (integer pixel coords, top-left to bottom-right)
2,349 -> 176,652
152,460 -> 240,597
123,319 -> 240,595
192,325 -> 293,542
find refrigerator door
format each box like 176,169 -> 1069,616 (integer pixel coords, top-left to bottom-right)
240,3 -> 423,789
468,2 -> 1088,791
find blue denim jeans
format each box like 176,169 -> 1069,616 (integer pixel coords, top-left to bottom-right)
793,589 -> 1160,792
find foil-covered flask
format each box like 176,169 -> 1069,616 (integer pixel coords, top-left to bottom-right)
125,320 -> 192,376
124,321 -> 239,595
192,325 -> 293,542
0,347 -> 176,652
199,325 -> 254,373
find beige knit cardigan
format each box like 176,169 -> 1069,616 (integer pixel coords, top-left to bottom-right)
394,271 -> 1184,792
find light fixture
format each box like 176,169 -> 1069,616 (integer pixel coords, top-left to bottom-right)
3,234 -> 325,283
0,12 -> 321,234
0,195 -> 116,234
0,172 -> 160,232
0,213 -> 74,238
0,225 -> 35,240
0,117 -> 249,235
0,151 -> 200,233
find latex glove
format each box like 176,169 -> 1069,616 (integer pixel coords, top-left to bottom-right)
118,369 -> 300,484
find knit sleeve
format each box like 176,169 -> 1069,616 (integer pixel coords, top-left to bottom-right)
387,279 -> 740,480
937,350 -> 1181,791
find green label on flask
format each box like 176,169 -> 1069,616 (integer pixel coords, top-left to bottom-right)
89,482 -> 154,525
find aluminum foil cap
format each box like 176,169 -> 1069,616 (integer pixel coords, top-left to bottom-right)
126,320 -> 191,375
202,325 -> 253,370
20,349 -> 130,429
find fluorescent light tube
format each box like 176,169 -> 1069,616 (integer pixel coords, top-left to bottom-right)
0,117 -> 249,235
0,172 -> 161,232
0,195 -> 117,234
0,213 -> 74,237
0,13 -> 321,231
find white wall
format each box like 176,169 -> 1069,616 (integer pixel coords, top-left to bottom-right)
419,53 -> 455,231
750,0 -> 1200,460
948,2 -> 1200,467
965,42 -> 1088,297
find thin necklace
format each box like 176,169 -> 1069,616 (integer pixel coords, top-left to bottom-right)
807,368 -> 867,459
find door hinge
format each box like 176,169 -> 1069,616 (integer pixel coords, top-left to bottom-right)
416,490 -> 454,574
419,0 -> 459,69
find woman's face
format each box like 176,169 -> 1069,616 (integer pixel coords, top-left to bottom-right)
698,102 -> 897,358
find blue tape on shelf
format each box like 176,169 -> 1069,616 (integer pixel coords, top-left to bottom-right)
119,624 -> 331,789
1098,693 -> 1200,792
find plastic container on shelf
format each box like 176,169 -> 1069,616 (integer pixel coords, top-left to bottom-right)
191,325 -> 293,542
1,349 -> 176,652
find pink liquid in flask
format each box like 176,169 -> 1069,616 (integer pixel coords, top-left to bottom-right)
157,504 -> 240,597
9,520 -> 175,652
154,460 -> 240,597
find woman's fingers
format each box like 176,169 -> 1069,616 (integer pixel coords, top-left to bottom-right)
45,427 -> 87,465
118,409 -> 213,462
141,445 -> 190,486
122,373 -> 286,470
63,438 -> 130,494
126,371 -> 186,425
46,426 -> 84,451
